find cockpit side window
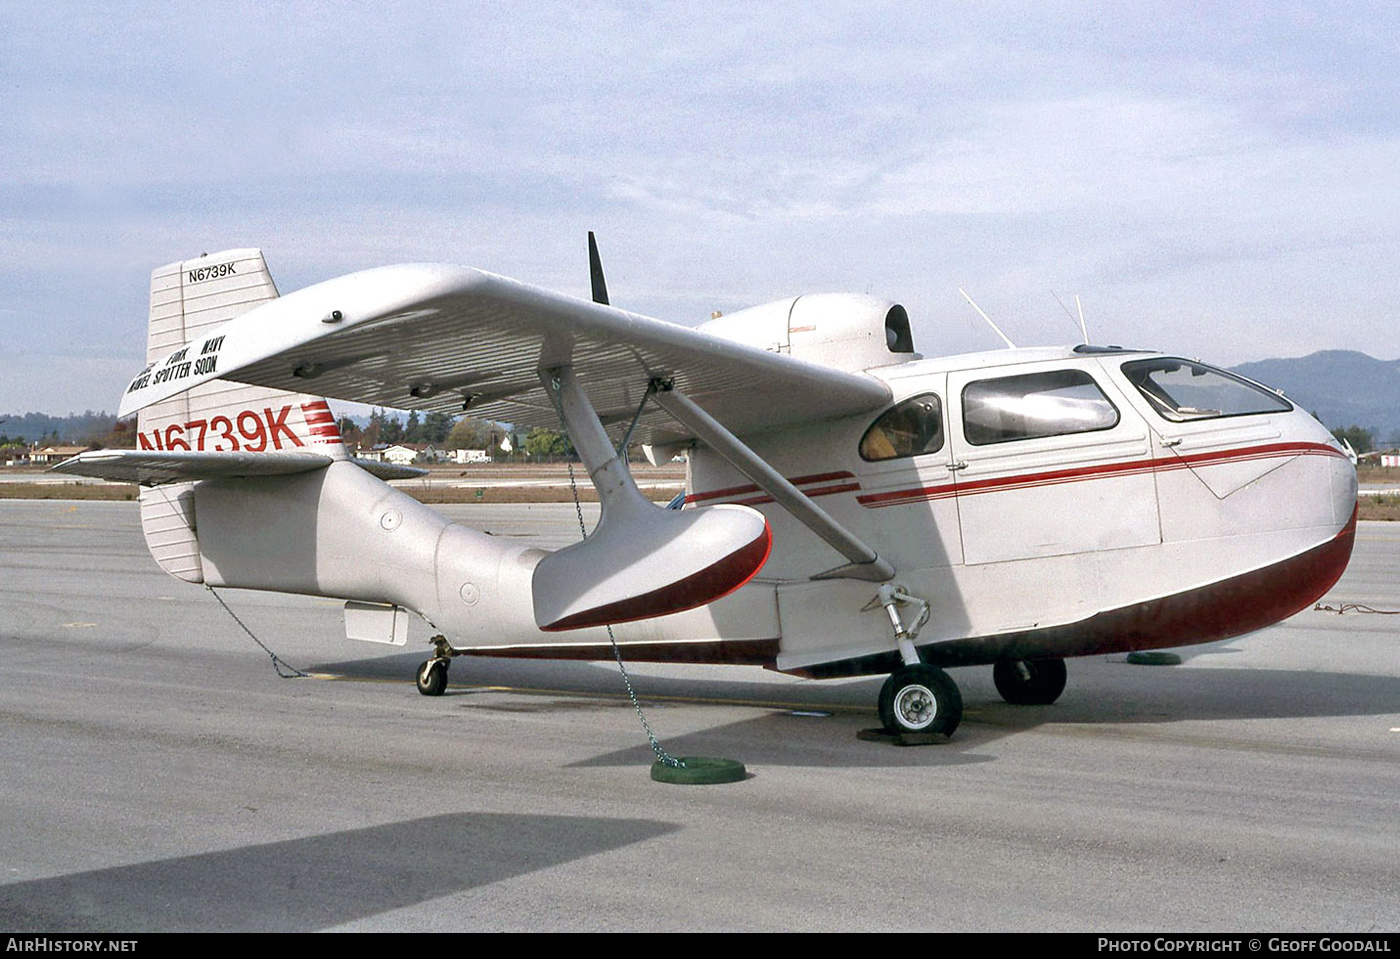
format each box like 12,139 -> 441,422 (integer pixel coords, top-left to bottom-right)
1120,359 -> 1292,422
962,369 -> 1119,445
859,393 -> 944,461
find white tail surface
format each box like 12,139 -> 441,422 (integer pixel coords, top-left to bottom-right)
137,249 -> 346,582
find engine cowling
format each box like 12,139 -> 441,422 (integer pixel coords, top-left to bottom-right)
697,293 -> 918,373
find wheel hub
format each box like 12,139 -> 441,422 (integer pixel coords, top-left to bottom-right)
895,684 -> 937,729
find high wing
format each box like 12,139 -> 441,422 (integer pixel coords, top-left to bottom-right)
118,264 -> 892,441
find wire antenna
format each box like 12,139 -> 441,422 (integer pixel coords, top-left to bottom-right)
1051,291 -> 1090,345
958,288 -> 1016,349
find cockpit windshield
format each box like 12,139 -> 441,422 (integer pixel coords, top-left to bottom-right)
1121,359 -> 1292,422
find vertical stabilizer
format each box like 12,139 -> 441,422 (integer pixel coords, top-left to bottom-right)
136,248 -> 346,582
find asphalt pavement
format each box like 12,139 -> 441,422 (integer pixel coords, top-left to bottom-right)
1,501 -> 1396,931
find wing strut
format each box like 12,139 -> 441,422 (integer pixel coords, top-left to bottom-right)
651,384 -> 896,583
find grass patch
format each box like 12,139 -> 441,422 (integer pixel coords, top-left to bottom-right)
397,485 -> 604,504
0,482 -> 138,501
0,480 -> 678,505
1357,466 -> 1400,484
1360,495 -> 1400,521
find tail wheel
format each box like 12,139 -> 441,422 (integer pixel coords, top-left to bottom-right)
878,664 -> 963,737
992,658 -> 1067,705
416,658 -> 448,696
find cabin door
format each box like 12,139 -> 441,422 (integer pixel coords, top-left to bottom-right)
946,363 -> 1161,567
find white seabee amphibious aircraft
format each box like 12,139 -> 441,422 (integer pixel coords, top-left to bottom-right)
57,245 -> 1359,740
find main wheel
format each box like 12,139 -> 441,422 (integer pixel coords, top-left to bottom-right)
416,658 -> 448,696
878,664 -> 963,737
992,657 -> 1067,705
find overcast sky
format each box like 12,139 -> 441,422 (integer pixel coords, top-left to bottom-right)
3,1 -> 1397,415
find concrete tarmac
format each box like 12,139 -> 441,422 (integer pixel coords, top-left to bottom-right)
1,501 -> 1397,932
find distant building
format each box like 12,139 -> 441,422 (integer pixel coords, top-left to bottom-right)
29,445 -> 88,465
1381,453 -> 1400,468
358,443 -> 447,465
382,444 -> 422,466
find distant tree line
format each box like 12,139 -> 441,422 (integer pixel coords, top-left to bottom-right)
338,410 -> 552,460
0,412 -> 135,449
338,408 -> 458,449
1331,425 -> 1374,454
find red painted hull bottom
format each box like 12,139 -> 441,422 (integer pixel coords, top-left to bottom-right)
470,509 -> 1357,677
916,508 -> 1359,670
809,508 -> 1359,678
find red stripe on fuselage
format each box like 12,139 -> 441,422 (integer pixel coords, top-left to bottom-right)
857,441 -> 1346,509
685,470 -> 859,506
682,443 -> 1345,510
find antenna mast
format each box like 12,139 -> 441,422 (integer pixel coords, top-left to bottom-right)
1051,291 -> 1090,345
958,288 -> 1016,349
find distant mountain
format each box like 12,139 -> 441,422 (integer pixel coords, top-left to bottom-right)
1231,350 -> 1400,445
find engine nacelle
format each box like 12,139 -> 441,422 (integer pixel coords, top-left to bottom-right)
696,293 -> 918,373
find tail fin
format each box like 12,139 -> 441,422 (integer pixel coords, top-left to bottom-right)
137,249 -> 346,582
137,249 -> 345,455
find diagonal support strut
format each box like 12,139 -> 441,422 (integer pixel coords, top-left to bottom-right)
651,384 -> 895,583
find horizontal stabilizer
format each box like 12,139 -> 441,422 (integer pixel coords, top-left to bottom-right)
51,449 -> 333,486
532,500 -> 772,631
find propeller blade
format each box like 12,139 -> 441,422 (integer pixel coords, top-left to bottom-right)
588,231 -> 610,306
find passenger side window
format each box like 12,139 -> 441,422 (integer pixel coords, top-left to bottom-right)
859,393 -> 944,461
962,370 -> 1119,445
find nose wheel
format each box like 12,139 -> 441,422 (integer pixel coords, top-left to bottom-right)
878,664 -> 962,738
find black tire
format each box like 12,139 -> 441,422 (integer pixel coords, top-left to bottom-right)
416,658 -> 448,696
992,658 -> 1067,705
878,664 -> 962,737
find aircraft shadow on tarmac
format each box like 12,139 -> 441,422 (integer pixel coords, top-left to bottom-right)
311,650 -> 1400,770
0,813 -> 677,933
